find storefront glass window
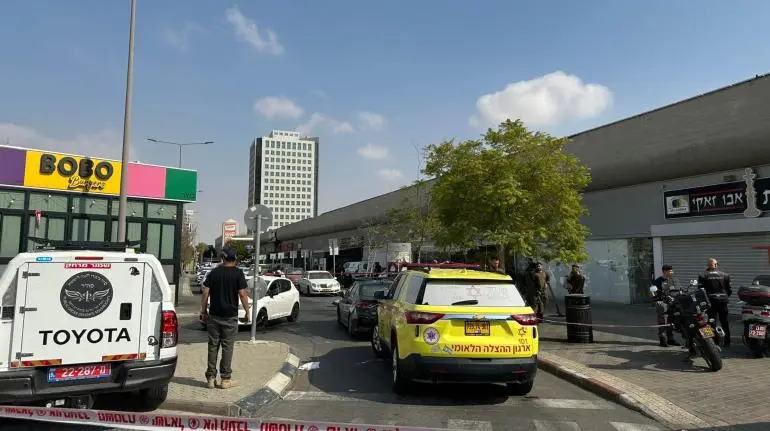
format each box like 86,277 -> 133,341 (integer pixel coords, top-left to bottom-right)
147,203 -> 176,220
0,214 -> 22,257
110,200 -> 145,217
72,197 -> 109,215
110,220 -> 142,243
161,224 -> 175,260
0,191 -> 25,210
72,218 -> 107,242
27,215 -> 65,251
146,223 -> 161,257
28,193 -> 68,213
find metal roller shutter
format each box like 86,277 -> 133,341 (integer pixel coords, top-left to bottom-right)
662,234 -> 770,314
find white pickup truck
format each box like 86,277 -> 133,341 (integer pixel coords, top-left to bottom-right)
0,248 -> 178,409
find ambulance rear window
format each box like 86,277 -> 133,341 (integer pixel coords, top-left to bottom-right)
419,280 -> 525,307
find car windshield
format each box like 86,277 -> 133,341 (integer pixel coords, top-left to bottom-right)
288,269 -> 303,275
308,272 -> 333,279
420,280 -> 526,307
359,282 -> 391,300
247,278 -> 269,299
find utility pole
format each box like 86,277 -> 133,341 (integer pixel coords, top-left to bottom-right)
146,138 -> 214,168
117,0 -> 137,243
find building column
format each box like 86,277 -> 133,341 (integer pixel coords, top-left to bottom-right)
652,236 -> 663,278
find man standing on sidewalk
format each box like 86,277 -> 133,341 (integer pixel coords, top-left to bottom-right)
698,257 -> 732,347
564,264 -> 586,294
200,248 -> 251,389
653,264 -> 681,347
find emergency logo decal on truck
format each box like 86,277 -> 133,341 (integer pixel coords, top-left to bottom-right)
60,271 -> 114,319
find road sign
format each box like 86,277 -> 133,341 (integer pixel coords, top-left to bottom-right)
328,238 -> 339,256
243,205 -> 273,233
289,251 -> 297,259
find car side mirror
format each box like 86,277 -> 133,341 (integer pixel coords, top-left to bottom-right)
374,291 -> 385,300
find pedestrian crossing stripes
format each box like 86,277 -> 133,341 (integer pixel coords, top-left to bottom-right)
269,416 -> 664,431
283,390 -> 617,409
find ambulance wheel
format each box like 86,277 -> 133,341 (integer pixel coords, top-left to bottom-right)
141,383 -> 169,410
507,379 -> 534,396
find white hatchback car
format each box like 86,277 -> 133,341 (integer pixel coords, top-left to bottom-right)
200,275 -> 300,329
297,270 -> 341,296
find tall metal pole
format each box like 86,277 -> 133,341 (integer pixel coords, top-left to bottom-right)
250,216 -> 262,342
178,144 -> 182,168
117,0 -> 137,243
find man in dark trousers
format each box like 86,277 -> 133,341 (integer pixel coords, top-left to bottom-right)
698,257 -> 733,347
652,264 -> 681,347
200,248 -> 251,389
564,264 -> 586,294
525,262 -> 550,319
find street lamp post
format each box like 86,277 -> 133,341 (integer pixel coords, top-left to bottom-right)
117,0 -> 137,243
146,138 -> 214,168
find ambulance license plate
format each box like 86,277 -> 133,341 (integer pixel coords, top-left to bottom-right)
48,363 -> 111,383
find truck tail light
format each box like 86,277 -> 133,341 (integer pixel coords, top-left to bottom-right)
161,310 -> 178,348
405,311 -> 444,324
511,314 -> 539,325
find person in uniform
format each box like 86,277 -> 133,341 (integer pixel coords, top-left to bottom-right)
698,257 -> 733,347
652,264 -> 681,347
525,262 -> 550,319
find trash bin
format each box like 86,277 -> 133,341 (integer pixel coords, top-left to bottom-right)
565,294 -> 593,343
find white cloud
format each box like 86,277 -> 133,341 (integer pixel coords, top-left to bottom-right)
469,71 -> 613,129
357,111 -> 387,131
253,96 -> 304,120
357,143 -> 389,160
377,168 -> 403,181
0,123 -> 137,161
225,5 -> 284,55
163,23 -> 207,52
296,113 -> 354,136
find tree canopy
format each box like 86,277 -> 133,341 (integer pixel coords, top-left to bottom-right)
423,119 -> 591,263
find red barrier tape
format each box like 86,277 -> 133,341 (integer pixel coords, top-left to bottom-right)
539,318 -> 672,328
0,405 -> 449,431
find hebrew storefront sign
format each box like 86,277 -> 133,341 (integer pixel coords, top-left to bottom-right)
0,145 -> 198,202
664,168 -> 770,219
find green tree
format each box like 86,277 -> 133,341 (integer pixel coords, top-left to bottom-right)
228,241 -> 249,261
423,119 -> 591,264
180,226 -> 196,271
387,179 -> 439,262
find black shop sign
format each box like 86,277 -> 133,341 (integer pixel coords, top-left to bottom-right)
39,153 -> 114,192
663,168 -> 770,219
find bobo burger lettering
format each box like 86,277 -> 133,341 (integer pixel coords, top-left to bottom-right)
38,153 -> 114,192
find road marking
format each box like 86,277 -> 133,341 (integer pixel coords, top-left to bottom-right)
446,419 -> 493,431
533,420 -> 581,431
533,398 -> 615,409
610,423 -> 663,431
282,391 -> 615,409
298,361 -> 320,371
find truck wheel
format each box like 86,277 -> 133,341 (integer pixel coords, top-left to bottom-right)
141,383 -> 169,410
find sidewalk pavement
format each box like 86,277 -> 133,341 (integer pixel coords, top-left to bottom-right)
161,340 -> 300,417
537,304 -> 769,430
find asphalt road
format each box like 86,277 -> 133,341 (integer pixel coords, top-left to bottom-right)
3,291 -> 667,431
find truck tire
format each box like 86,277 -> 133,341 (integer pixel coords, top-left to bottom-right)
141,383 -> 169,410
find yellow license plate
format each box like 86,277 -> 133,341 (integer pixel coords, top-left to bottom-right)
699,326 -> 714,338
465,321 -> 490,336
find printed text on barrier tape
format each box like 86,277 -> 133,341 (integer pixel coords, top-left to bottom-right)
538,318 -> 673,329
0,405 -> 449,431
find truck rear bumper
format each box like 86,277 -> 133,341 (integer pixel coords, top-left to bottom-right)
0,357 -> 177,404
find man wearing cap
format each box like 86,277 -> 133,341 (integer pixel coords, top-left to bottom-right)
200,247 -> 251,389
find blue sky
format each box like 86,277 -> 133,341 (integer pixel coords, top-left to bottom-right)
1,1 -> 769,243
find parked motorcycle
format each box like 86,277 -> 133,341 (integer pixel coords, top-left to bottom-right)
737,277 -> 770,358
649,280 -> 723,372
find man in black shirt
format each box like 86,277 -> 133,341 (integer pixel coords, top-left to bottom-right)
697,257 -> 732,347
564,264 -> 586,294
652,264 -> 681,347
200,247 -> 250,389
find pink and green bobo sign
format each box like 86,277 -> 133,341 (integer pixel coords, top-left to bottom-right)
0,145 -> 197,202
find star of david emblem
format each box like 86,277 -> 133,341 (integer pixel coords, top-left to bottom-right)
518,328 -> 527,336
466,285 -> 482,299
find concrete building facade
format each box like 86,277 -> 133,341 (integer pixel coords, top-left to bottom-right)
258,74 -> 770,307
248,130 -> 319,230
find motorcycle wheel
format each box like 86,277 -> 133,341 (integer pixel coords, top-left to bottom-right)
747,338 -> 764,358
700,337 -> 723,372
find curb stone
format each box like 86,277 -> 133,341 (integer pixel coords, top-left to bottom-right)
536,353 -> 713,430
161,345 -> 301,417
232,346 -> 301,417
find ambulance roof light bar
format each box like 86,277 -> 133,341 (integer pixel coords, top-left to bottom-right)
28,237 -> 145,252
